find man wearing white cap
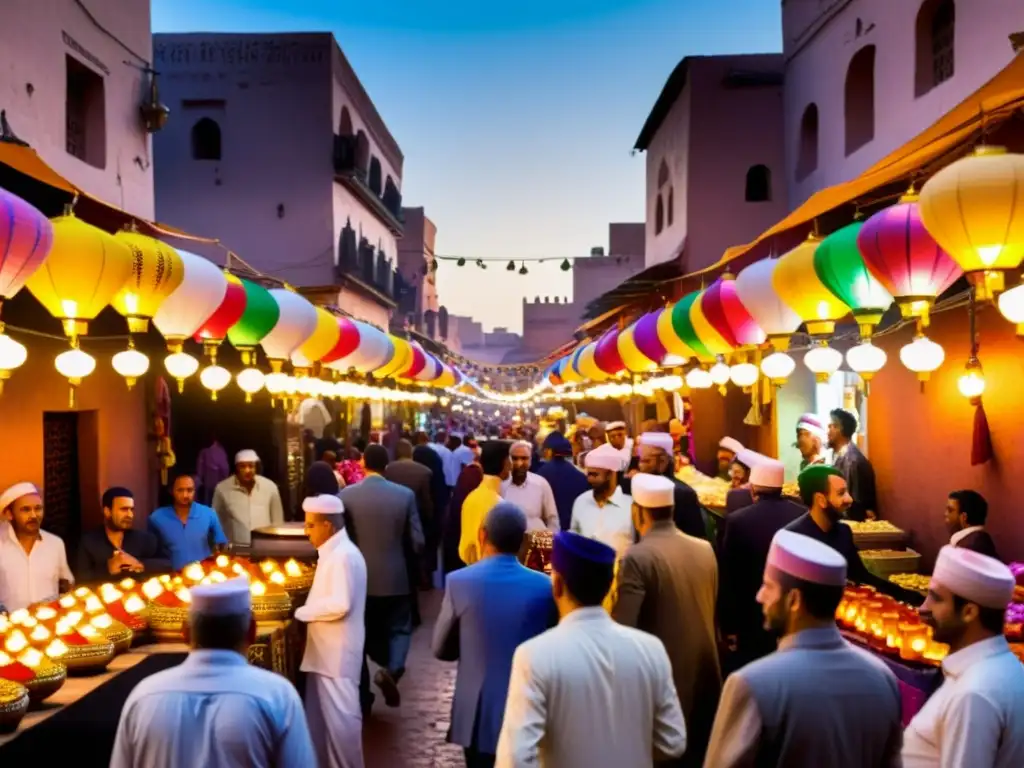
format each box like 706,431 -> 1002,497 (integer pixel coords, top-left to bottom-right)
605,421 -> 632,472
717,458 -> 805,672
570,443 -> 634,556
795,413 -> 827,470
629,432 -> 705,540
111,578 -> 316,768
0,482 -> 73,612
725,448 -> 765,514
297,494 -> 368,768
613,474 -> 719,767
705,531 -> 902,768
903,547 -> 1023,767
212,449 -> 285,548
717,437 -> 744,481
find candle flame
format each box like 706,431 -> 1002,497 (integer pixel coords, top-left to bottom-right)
123,594 -> 146,614
59,595 -> 77,609
85,595 -> 104,614
45,639 -> 68,659
90,614 -> 113,630
4,630 -> 28,653
141,578 -> 165,600
215,554 -> 230,568
35,606 -> 58,621
184,563 -> 206,582
30,625 -> 51,642
17,648 -> 43,669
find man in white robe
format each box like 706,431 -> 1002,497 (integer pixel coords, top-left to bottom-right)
296,493 -> 368,768
111,578 -> 315,767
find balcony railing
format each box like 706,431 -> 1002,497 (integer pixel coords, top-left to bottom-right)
335,227 -> 398,302
333,133 -> 405,235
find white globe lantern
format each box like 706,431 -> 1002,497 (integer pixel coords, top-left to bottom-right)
685,368 -> 712,389
729,362 -> 759,389
760,351 -> 796,385
899,335 -> 945,381
55,347 -> 96,407
845,342 -> 888,382
152,250 -> 228,352
804,343 -> 843,383
261,289 -> 318,370
0,331 -> 28,394
236,367 -> 266,403
199,365 -> 232,400
709,360 -> 731,387
164,351 -> 200,392
112,347 -> 150,389
996,283 -> 1024,336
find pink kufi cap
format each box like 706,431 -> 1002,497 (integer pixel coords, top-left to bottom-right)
766,530 -> 847,587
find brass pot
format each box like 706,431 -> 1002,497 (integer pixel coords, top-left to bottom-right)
252,591 -> 292,622
20,659 -> 67,706
0,679 -> 29,733
101,620 -> 134,654
62,638 -> 117,674
147,604 -> 188,642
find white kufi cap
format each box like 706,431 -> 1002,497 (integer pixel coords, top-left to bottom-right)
605,421 -> 627,432
796,413 -> 827,441
235,449 -> 259,464
0,482 -> 39,511
931,545 -> 1015,609
749,458 -> 785,489
638,432 -> 674,453
631,474 -> 675,508
719,437 -> 744,454
734,448 -> 765,468
189,577 -> 252,617
584,443 -> 625,472
302,494 -> 344,515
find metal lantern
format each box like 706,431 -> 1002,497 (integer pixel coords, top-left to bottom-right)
261,289 -> 317,370
856,193 -> 961,324
773,235 -> 850,336
700,275 -> 766,349
26,212 -> 134,338
814,221 -> 893,338
733,257 -> 802,350
919,146 -> 1024,301
111,229 -> 184,333
226,279 -> 279,365
154,250 -> 228,352
291,306 -> 341,372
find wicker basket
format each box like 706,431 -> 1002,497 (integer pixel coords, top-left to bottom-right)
0,679 -> 29,733
861,549 -> 921,579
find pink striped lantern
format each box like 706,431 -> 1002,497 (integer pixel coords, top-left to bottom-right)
633,309 -> 668,365
700,275 -> 766,348
593,328 -> 625,376
0,188 -> 53,316
401,342 -> 428,379
414,353 -> 443,382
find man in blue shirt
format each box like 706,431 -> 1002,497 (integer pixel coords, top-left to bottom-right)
148,472 -> 229,570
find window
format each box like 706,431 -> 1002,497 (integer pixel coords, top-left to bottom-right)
65,55 -> 106,169
657,160 -> 670,187
667,187 -> 674,226
655,195 -> 665,235
796,103 -> 819,181
354,130 -> 370,173
338,105 -> 353,136
745,165 -> 771,202
915,0 -> 955,96
655,159 -> 671,234
844,45 -> 876,156
191,118 -> 222,160
368,156 -> 383,196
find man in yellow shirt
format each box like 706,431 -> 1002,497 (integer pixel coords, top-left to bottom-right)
459,440 -> 511,565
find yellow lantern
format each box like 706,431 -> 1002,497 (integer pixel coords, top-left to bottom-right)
26,212 -> 134,338
291,307 -> 341,374
110,229 -> 184,333
919,146 -> 1024,301
576,342 -> 607,383
773,235 -> 850,336
688,291 -> 732,356
373,336 -> 412,380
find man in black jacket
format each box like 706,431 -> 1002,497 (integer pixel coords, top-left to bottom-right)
77,487 -> 170,582
946,489 -> 1000,560
623,432 -> 706,541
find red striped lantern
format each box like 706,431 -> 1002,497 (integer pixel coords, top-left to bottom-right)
700,275 -> 766,348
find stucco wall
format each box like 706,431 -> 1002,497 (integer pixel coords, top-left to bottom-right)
644,82 -> 691,268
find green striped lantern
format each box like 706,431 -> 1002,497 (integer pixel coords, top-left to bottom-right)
227,278 -> 280,364
814,221 -> 893,338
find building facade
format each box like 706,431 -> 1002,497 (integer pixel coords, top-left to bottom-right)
152,32 -> 404,328
635,54 -> 789,272
0,0 -> 157,540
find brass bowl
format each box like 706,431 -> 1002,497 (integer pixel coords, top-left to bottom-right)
147,604 -> 188,642
62,638 -> 117,674
101,620 -> 134,654
21,659 -> 67,706
252,591 -> 292,622
0,679 -> 30,733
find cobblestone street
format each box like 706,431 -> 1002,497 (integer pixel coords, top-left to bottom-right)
362,589 -> 465,767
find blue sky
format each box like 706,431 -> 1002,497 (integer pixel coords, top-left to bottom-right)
153,0 -> 781,334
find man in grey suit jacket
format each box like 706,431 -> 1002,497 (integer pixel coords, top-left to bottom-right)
340,444 -> 424,710
385,438 -> 436,590
433,502 -> 556,768
704,530 -> 902,768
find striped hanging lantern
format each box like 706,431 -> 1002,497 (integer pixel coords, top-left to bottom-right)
0,188 -> 53,317
226,279 -> 280,364
154,250 -> 228,352
111,229 -> 184,333
593,328 -> 626,377
292,306 -> 342,371
700,275 -> 765,348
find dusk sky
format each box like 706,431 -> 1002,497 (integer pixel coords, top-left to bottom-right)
153,0 -> 782,334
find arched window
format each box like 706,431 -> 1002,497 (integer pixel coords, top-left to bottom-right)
190,118 -> 221,161
655,159 -> 671,233
666,187 -> 674,226
368,156 -> 383,196
796,103 -> 819,181
655,195 -> 665,235
745,165 -> 771,202
354,130 -> 370,173
657,159 -> 670,188
915,0 -> 955,97
844,45 -> 876,156
338,106 -> 353,136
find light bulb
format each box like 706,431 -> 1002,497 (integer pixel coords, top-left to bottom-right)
112,347 -> 150,388
199,365 -> 232,400
846,342 -> 887,381
236,367 -> 266,402
685,368 -> 712,389
728,363 -> 759,388
709,360 -> 731,386
957,358 -> 986,400
164,352 -> 199,392
760,351 -> 796,384
899,335 -> 945,381
804,344 -> 843,383
996,283 -> 1024,336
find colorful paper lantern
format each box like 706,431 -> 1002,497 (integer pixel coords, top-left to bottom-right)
292,306 -> 341,370
0,188 -> 53,314
195,273 -> 247,356
434,364 -> 457,389
401,342 -> 428,379
633,310 -> 667,365
261,289 -> 317,367
919,146 -> 1024,300
111,229 -> 184,333
617,323 -> 657,372
773,235 -> 850,336
328,321 -> 391,373
734,257 -> 802,347
373,336 -> 413,379
26,212 -> 134,337
655,307 -> 696,360
856,193 -> 961,322
813,221 -> 894,338
576,342 -> 607,382
689,291 -> 734,357
560,347 -> 585,383
594,328 -> 626,376
320,316 -> 361,366
546,362 -> 564,386
700,276 -> 765,349
670,292 -> 712,359
226,279 -> 279,362
414,353 -> 443,382
153,250 -> 228,351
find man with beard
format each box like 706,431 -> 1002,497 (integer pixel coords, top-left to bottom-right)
613,474 -> 720,767
944,489 -> 1000,559
77,487 -> 170,581
704,530 -> 902,767
827,408 -> 877,521
570,443 -> 634,557
212,450 -> 285,547
0,482 -> 74,611
717,437 -> 744,482
795,413 -> 827,470
534,432 -> 590,532
501,441 -> 559,533
903,547 -> 1023,767
575,422 -> 607,468
630,432 -> 705,540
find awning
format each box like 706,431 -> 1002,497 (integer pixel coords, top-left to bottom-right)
713,51 -> 1024,270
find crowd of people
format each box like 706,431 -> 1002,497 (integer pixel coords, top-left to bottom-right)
0,408 -> 1022,767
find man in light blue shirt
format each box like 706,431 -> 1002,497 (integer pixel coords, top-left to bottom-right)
111,578 -> 315,768
148,472 -> 229,570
